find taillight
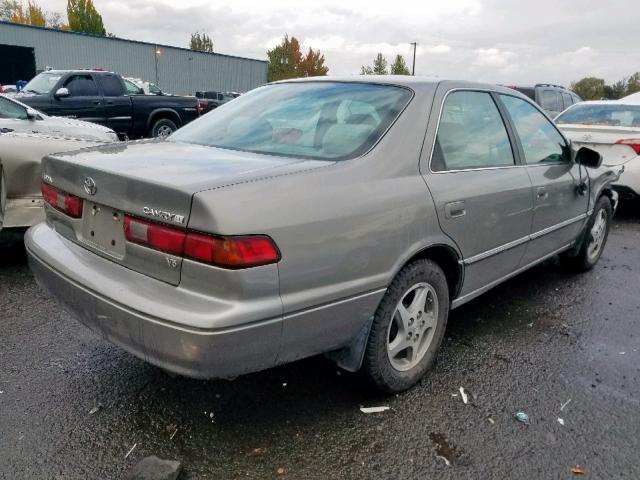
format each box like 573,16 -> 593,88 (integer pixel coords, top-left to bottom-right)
124,215 -> 185,255
615,138 -> 640,155
123,215 -> 280,269
196,101 -> 203,115
41,182 -> 83,218
184,232 -> 280,268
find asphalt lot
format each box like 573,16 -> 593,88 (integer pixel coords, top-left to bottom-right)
1,207 -> 639,480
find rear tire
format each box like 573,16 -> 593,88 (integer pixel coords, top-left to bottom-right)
562,196 -> 612,272
150,118 -> 177,138
362,259 -> 449,393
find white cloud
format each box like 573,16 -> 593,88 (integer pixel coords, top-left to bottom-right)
41,0 -> 640,85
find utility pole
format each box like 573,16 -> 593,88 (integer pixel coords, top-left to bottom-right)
410,42 -> 417,75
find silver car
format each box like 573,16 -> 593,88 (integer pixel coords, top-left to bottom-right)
26,78 -> 619,392
0,94 -> 118,142
1,133 -> 109,232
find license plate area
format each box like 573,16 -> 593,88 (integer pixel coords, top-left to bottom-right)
81,202 -> 126,259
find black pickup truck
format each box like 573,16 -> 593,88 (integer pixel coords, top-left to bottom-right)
13,70 -> 199,139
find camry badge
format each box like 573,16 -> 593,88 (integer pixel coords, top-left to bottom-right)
582,134 -> 592,141
83,176 -> 97,196
142,206 -> 185,224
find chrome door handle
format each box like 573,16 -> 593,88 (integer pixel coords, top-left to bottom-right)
445,201 -> 466,219
536,188 -> 548,200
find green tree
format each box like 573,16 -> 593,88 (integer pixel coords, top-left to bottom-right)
390,54 -> 410,75
361,53 -> 388,75
626,72 -> 640,96
189,32 -> 214,53
570,77 -> 606,100
67,0 -> 106,36
603,79 -> 627,100
267,35 -> 328,81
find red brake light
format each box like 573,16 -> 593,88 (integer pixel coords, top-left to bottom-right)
615,138 -> 640,155
123,216 -> 280,269
184,233 -> 280,268
41,182 -> 83,218
124,215 -> 185,255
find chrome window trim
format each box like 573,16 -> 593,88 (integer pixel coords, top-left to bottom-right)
462,213 -> 587,266
427,87 -> 518,174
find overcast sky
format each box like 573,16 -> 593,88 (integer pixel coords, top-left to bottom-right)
44,0 -> 638,85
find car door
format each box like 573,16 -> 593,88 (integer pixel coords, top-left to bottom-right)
51,73 -> 104,124
423,88 -> 534,299
96,73 -> 132,135
497,93 -> 589,264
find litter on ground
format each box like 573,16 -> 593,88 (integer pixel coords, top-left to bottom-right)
124,443 -> 138,459
360,406 -> 390,414
515,412 -> 530,423
459,387 -> 469,404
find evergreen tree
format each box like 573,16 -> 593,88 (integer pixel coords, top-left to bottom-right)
189,32 -> 214,53
390,54 -> 410,75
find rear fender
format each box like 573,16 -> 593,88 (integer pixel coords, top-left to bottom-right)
147,109 -> 181,130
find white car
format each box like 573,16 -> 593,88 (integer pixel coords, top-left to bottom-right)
556,100 -> 640,200
0,94 -> 118,142
621,92 -> 640,103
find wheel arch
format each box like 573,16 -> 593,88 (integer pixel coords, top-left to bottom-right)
394,243 -> 464,302
147,109 -> 182,131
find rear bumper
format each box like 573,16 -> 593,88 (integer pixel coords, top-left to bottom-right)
609,159 -> 640,199
25,223 -> 282,379
3,197 -> 45,229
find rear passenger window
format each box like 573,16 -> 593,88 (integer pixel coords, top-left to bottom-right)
431,91 -> 515,172
562,92 -> 573,110
540,90 -> 561,112
98,75 -> 124,96
499,94 -> 569,164
64,75 -> 99,96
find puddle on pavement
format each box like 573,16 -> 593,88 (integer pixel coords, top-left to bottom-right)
429,432 -> 460,465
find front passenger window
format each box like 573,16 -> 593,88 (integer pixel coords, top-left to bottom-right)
432,91 -> 515,171
499,94 -> 569,164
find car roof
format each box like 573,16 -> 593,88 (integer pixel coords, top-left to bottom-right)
271,76 -> 522,96
40,69 -> 115,75
565,100 -> 640,107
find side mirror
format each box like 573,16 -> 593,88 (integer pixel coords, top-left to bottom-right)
26,108 -> 40,120
54,87 -> 70,98
575,146 -> 603,169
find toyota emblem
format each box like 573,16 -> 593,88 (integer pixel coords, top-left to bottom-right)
83,176 -> 97,196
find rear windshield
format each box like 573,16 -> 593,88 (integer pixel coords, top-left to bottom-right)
556,104 -> 640,127
170,82 -> 413,160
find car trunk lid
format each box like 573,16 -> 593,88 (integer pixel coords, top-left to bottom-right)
559,124 -> 640,166
42,140 -> 317,284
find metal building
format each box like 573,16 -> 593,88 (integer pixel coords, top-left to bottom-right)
0,21 -> 268,95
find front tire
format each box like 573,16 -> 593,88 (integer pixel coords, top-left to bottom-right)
150,118 -> 177,139
562,196 -> 612,272
362,259 -> 449,393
